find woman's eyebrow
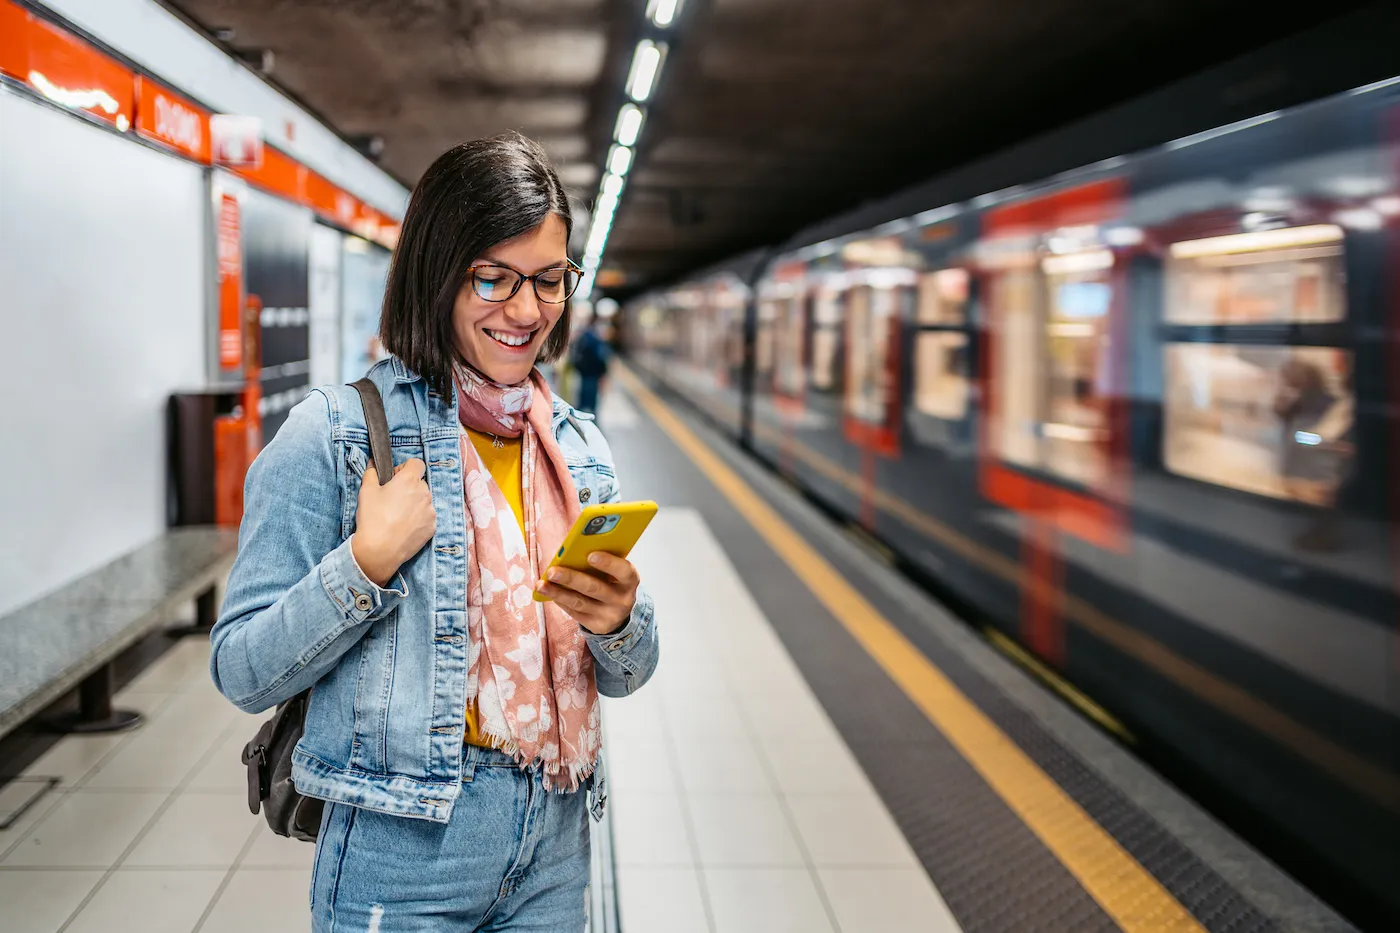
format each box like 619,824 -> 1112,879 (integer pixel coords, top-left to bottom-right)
477,257 -> 569,275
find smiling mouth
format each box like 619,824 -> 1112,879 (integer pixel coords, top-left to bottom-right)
485,328 -> 535,348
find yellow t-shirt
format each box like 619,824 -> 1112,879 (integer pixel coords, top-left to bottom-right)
463,428 -> 524,748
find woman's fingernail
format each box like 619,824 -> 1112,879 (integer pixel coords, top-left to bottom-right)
588,553 -> 603,566
548,569 -> 562,582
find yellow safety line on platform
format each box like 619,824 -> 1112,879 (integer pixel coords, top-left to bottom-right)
616,364 -> 1207,933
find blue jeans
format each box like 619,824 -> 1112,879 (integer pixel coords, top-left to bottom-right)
311,745 -> 591,932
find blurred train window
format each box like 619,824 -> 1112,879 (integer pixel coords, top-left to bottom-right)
914,332 -> 969,419
810,289 -> 843,391
987,248 -> 1115,487
1165,225 -> 1346,325
917,268 -> 969,324
912,267 -> 971,420
773,297 -> 806,397
755,300 -> 776,375
1043,250 -> 1113,486
1163,345 -> 1354,502
988,266 -> 1043,469
846,285 -> 898,424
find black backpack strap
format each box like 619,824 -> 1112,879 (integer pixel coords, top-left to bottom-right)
351,378 -> 393,485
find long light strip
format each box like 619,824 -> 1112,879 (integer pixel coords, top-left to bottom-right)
581,15 -> 678,299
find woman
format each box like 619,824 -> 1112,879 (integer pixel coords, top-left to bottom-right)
211,133 -> 658,931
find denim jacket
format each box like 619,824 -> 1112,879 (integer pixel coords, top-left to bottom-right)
211,356 -> 658,823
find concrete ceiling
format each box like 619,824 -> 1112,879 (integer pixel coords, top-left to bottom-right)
167,0 -> 1366,296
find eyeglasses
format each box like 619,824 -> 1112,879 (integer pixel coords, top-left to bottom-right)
467,260 -> 582,304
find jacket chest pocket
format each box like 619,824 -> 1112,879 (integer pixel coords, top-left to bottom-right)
341,444 -> 370,539
567,460 -> 615,507
340,439 -> 426,536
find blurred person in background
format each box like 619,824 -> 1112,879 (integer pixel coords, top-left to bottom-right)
211,132 -> 658,932
570,315 -> 612,417
1273,355 -> 1354,551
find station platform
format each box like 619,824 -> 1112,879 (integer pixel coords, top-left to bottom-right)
0,368 -> 1356,933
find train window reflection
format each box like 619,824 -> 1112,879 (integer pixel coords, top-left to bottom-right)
755,301 -> 776,375
1163,344 -> 1354,502
773,297 -> 806,397
1043,252 -> 1113,486
846,285 -> 897,425
914,332 -> 968,419
989,268 -> 1041,468
810,290 -> 842,391
988,249 -> 1115,487
1165,225 -> 1345,325
917,268 -> 969,324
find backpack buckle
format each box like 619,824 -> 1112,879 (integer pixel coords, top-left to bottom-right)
243,743 -> 269,814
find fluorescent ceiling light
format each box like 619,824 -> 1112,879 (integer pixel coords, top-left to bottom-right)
602,173 -> 625,197
647,0 -> 680,27
608,145 -> 633,177
627,40 -> 665,102
615,104 -> 644,147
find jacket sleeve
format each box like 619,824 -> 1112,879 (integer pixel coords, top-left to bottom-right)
210,390 -> 408,712
579,419 -> 659,697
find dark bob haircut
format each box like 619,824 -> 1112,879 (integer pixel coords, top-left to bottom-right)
379,131 -> 573,398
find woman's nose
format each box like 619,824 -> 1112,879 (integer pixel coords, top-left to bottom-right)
504,288 -> 543,325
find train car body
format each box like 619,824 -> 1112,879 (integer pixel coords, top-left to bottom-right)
628,15 -> 1400,926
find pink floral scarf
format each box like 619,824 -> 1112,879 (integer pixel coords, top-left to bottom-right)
453,362 -> 602,791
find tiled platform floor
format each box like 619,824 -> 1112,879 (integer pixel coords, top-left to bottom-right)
2,465 -> 956,933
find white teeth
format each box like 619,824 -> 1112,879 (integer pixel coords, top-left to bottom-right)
486,329 -> 531,347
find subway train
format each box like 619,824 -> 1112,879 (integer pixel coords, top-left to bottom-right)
624,9 -> 1400,928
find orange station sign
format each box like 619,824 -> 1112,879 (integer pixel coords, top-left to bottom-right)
135,76 -> 211,163
25,14 -> 134,131
0,0 -> 401,249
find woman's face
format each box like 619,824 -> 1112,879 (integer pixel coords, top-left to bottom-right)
452,214 -> 568,385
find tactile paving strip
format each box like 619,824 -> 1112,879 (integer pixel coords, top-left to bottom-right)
806,519 -> 1284,933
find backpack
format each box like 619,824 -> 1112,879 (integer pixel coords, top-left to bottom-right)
241,377 -> 391,842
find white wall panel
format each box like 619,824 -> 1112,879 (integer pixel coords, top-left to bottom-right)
308,223 -> 344,389
33,0 -> 409,217
0,91 -> 207,616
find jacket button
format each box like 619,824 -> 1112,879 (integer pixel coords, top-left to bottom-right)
580,488 -> 592,503
353,593 -> 373,612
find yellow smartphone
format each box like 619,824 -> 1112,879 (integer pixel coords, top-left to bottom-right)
533,500 -> 659,601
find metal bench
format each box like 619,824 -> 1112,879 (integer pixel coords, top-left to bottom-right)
0,526 -> 238,740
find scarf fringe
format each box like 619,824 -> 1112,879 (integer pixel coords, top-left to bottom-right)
473,726 -> 598,793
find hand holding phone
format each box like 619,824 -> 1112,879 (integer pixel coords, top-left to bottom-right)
534,501 -> 657,636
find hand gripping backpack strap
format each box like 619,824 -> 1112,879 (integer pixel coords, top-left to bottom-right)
351,378 -> 395,487
242,378 -> 393,841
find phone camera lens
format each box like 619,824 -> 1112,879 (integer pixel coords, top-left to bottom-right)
586,517 -> 605,533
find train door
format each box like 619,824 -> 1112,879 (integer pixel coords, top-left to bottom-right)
978,178 -> 1131,662
843,276 -> 906,456
809,278 -> 845,399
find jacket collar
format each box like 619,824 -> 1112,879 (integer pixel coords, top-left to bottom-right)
389,356 -> 421,384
